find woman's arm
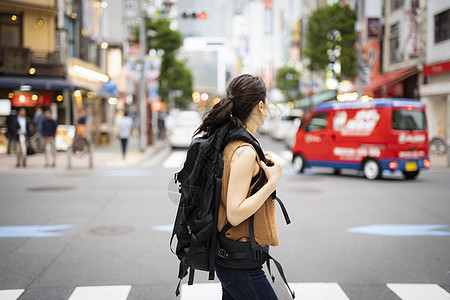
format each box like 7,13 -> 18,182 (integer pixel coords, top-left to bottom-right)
226,146 -> 282,226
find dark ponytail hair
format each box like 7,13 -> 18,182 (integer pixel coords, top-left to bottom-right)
195,74 -> 266,135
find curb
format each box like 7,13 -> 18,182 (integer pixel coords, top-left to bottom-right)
0,140 -> 169,173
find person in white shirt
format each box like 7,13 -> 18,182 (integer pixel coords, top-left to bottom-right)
12,108 -> 31,167
117,111 -> 134,159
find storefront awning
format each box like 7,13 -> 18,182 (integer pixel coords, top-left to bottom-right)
363,67 -> 417,94
0,76 -> 78,91
295,90 -> 337,109
102,81 -> 119,97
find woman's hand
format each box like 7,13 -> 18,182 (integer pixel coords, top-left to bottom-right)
227,146 -> 282,226
259,153 -> 282,189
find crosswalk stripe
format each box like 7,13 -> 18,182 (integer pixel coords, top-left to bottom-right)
162,150 -> 293,169
180,283 -> 222,300
0,289 -> 24,300
67,285 -> 131,300
289,282 -> 350,300
163,151 -> 186,169
2,283 -> 450,299
180,282 -> 351,299
387,283 -> 450,300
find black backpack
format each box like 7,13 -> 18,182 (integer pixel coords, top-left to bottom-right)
170,123 -> 295,298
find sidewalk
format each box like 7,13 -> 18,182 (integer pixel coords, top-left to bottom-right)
0,136 -> 168,174
430,154 -> 449,170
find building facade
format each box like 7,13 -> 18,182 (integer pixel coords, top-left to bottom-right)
420,0 -> 450,154
364,0 -> 424,99
0,0 -> 125,149
0,0 -> 76,154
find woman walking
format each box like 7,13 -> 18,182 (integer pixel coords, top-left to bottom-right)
196,74 -> 286,299
117,112 -> 133,159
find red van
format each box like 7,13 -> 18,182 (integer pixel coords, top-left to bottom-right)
292,98 -> 430,179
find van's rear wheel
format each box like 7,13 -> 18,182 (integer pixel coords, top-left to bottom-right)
363,159 -> 382,180
293,154 -> 306,173
402,171 -> 419,179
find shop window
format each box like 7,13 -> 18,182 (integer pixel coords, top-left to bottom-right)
389,23 -> 402,63
434,9 -> 450,43
64,15 -> 75,58
391,0 -> 404,12
0,13 -> 22,47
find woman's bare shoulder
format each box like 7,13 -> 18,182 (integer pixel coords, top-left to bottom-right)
233,145 -> 256,162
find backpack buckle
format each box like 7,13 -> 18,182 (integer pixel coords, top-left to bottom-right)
251,249 -> 263,260
217,249 -> 228,259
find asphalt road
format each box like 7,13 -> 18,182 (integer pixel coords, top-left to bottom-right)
0,133 -> 449,300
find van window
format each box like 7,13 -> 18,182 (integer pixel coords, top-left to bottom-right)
392,110 -> 427,131
305,113 -> 328,132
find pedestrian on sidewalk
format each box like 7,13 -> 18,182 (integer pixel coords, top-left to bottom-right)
6,109 -> 17,155
11,108 -> 31,167
116,111 -> 133,159
33,107 -> 45,152
195,74 -> 286,299
157,112 -> 166,139
42,109 -> 58,167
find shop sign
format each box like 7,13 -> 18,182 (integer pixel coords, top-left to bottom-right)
11,93 -> 51,107
55,125 -> 76,151
0,100 -> 11,116
423,61 -> 450,76
367,18 -> 380,38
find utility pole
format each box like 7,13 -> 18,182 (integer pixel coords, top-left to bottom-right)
356,0 -> 364,98
138,0 -> 147,152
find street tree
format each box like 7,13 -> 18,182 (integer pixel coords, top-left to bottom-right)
159,53 -> 193,108
304,3 -> 357,78
275,66 -> 301,102
134,18 -> 193,107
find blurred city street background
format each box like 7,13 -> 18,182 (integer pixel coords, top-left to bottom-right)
1,0 -> 450,299
1,134 -> 450,300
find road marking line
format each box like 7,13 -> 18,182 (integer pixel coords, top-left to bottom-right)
152,224 -> 173,232
387,283 -> 450,300
0,224 -> 75,238
68,285 -> 131,300
0,289 -> 25,300
289,283 -> 350,300
347,224 -> 450,236
180,283 -> 222,300
163,151 -> 186,169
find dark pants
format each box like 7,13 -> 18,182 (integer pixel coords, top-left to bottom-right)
215,263 -> 278,300
120,138 -> 128,158
7,133 -> 16,154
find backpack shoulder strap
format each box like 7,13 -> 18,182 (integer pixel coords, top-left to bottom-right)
249,215 -> 295,299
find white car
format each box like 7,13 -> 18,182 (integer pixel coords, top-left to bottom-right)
272,110 -> 303,146
284,117 -> 302,149
168,111 -> 202,148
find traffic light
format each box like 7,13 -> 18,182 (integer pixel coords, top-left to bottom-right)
197,11 -> 208,21
181,10 -> 208,21
151,99 -> 163,111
